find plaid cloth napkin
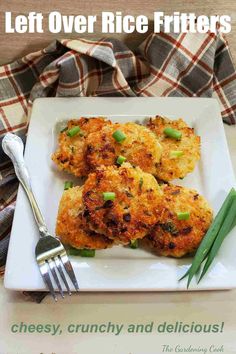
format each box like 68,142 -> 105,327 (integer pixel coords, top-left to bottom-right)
0,30 -> 236,299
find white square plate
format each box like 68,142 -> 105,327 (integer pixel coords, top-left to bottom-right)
4,97 -> 236,291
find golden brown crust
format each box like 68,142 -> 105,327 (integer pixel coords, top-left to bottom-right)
82,163 -> 163,244
56,186 -> 113,249
141,184 -> 213,257
85,122 -> 162,175
147,116 -> 200,181
52,117 -> 111,177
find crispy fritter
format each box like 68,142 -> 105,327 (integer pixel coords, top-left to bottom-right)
141,184 -> 213,257
82,163 -> 163,244
147,116 -> 200,181
52,117 -> 111,177
85,122 -> 162,175
56,186 -> 113,249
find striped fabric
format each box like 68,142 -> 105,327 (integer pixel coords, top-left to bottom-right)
0,30 -> 236,272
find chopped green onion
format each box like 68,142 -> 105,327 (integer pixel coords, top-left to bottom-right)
68,247 -> 81,256
112,130 -> 126,143
180,188 -> 236,287
170,150 -> 184,158
117,155 -> 127,165
69,248 -> 95,257
103,192 -> 116,201
164,127 -> 182,140
79,249 -> 96,257
67,126 -> 81,137
64,181 -> 73,190
177,212 -> 190,220
130,240 -> 138,249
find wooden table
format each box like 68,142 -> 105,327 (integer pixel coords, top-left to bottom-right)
0,0 -> 235,66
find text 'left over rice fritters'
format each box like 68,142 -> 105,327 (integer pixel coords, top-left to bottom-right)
141,184 -> 213,257
52,117 -> 111,177
56,186 -> 113,249
85,122 -> 162,175
82,163 -> 164,245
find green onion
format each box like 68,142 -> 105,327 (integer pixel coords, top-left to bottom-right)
232,215 -> 236,230
179,268 -> 190,281
177,212 -> 190,220
130,240 -> 138,249
64,181 -> 73,190
68,247 -> 81,256
198,198 -> 236,282
79,249 -> 96,257
117,155 -> 127,165
170,150 -> 184,158
67,126 -> 81,137
180,188 -> 236,287
164,127 -> 182,140
69,248 -> 95,257
103,192 -> 116,201
112,130 -> 126,143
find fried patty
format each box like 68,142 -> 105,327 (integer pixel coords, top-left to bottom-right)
82,163 -> 163,244
147,116 -> 200,181
56,186 -> 113,249
52,117 -> 111,177
85,122 -> 162,175
141,184 -> 213,257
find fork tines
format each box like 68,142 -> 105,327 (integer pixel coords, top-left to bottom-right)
37,249 -> 79,301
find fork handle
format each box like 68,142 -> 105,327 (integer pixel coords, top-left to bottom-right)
2,133 -> 49,237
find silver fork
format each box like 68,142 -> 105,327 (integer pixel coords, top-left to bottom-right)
2,133 -> 79,301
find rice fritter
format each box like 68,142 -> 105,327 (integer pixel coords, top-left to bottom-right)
52,117 -> 111,177
56,185 -> 113,249
141,184 -> 213,257
147,116 -> 200,181
85,122 -> 162,175
82,163 -> 163,244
